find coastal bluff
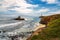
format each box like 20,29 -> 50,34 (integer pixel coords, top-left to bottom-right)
27,14 -> 60,40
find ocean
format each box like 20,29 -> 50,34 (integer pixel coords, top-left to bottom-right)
0,17 -> 40,40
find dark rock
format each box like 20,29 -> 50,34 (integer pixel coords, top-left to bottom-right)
14,16 -> 25,20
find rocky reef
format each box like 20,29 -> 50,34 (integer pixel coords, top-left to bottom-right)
14,16 -> 25,20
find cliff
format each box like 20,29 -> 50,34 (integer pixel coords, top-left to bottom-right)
27,14 -> 60,40
40,14 -> 60,24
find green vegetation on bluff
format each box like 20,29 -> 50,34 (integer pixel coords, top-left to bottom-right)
31,14 -> 60,40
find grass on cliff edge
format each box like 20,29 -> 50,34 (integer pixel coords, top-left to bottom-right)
31,18 -> 60,40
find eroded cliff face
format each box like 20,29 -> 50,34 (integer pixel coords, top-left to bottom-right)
40,14 -> 60,24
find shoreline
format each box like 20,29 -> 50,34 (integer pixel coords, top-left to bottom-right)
27,24 -> 46,40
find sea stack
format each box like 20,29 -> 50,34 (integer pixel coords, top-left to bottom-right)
14,16 -> 25,20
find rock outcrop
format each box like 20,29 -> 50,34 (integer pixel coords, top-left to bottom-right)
39,14 -> 60,24
14,16 -> 25,20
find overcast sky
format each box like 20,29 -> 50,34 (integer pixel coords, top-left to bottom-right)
0,0 -> 60,17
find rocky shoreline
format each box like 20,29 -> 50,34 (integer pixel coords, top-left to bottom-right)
27,24 -> 46,40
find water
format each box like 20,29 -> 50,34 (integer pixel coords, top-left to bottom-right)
0,17 -> 40,40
